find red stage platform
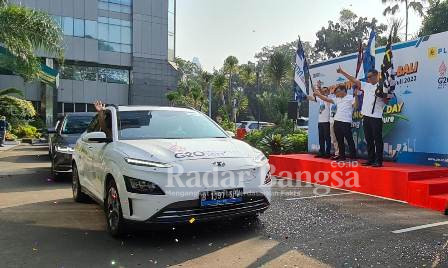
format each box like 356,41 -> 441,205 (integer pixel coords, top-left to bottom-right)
269,154 -> 448,214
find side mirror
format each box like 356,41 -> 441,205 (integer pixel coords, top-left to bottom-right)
47,128 -> 57,134
82,132 -> 112,143
226,130 -> 235,137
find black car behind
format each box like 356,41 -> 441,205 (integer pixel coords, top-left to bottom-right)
48,112 -> 95,180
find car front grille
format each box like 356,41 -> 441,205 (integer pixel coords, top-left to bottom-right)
147,194 -> 269,224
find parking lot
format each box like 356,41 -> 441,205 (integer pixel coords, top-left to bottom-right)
1,145 -> 448,267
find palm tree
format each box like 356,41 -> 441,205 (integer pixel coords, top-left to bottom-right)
0,1 -> 64,80
267,51 -> 291,90
239,63 -> 256,88
223,56 -> 238,99
0,88 -> 23,97
212,73 -> 227,105
382,0 -> 425,41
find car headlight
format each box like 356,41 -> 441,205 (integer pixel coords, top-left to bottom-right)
253,152 -> 267,163
55,145 -> 74,154
125,158 -> 172,168
124,176 -> 165,195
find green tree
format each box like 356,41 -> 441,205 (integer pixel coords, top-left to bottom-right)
382,0 -> 426,41
0,88 -> 36,128
315,9 -> 388,59
420,0 -> 448,36
223,56 -> 239,121
239,63 -> 256,88
0,1 -> 64,80
267,51 -> 291,90
167,58 -> 209,112
212,73 -> 228,107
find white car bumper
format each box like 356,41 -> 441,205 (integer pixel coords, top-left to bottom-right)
116,161 -> 272,224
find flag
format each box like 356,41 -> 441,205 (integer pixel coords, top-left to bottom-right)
363,30 -> 376,79
355,42 -> 364,78
293,39 -> 311,101
377,28 -> 396,98
354,41 -> 364,111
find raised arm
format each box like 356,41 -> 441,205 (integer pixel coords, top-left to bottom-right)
94,100 -> 112,138
314,90 -> 334,104
337,66 -> 361,89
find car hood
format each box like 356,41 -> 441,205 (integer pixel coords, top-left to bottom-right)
59,134 -> 82,146
117,138 -> 258,163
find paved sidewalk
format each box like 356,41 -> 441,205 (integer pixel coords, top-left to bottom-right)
0,142 -> 20,152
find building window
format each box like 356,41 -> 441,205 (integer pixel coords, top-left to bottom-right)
62,17 -> 73,36
64,103 -> 74,113
52,15 -> 62,28
168,0 -> 176,62
97,17 -> 132,53
85,20 -> 98,39
98,0 -> 132,14
75,103 -> 87,112
98,68 -> 129,84
59,62 -> 130,85
74,18 -> 85,37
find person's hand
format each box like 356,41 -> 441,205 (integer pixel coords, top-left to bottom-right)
94,100 -> 106,112
336,65 -> 343,74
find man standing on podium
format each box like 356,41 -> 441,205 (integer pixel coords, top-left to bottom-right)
337,67 -> 387,168
307,81 -> 331,158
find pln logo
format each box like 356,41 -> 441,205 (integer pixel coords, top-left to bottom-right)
438,61 -> 447,89
428,47 -> 447,60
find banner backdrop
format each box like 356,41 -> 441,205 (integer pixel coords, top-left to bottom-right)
308,31 -> 448,166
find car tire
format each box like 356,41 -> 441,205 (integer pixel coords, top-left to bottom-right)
72,164 -> 89,203
105,179 -> 126,238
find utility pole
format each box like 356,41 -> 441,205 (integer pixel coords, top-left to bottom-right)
208,82 -> 212,117
256,65 -> 261,130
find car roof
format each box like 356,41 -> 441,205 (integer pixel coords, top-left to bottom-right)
65,112 -> 96,117
116,106 -> 196,112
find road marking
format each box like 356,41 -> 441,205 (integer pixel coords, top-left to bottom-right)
171,237 -> 278,267
392,221 -> 448,234
0,189 -> 72,209
261,250 -> 329,268
275,176 -> 408,204
285,192 -> 354,201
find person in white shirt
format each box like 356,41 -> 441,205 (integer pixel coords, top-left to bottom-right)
314,84 -> 358,161
307,81 -> 331,158
337,67 -> 387,167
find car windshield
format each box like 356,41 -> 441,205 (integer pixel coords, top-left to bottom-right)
61,116 -> 95,134
118,110 -> 228,140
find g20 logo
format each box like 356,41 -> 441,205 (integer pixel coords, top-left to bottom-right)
174,151 -> 206,159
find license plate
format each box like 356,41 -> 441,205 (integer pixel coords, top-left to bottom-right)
200,188 -> 243,207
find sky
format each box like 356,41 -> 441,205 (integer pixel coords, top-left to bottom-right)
176,0 -> 425,71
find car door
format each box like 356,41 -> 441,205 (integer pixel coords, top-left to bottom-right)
89,109 -> 113,198
77,115 -> 99,194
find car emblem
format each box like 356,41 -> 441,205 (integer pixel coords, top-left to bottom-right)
212,161 -> 226,167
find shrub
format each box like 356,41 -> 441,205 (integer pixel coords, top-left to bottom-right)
244,130 -> 264,147
12,124 -> 41,139
259,134 -> 291,155
285,133 -> 308,153
219,118 -> 236,133
5,132 -> 17,141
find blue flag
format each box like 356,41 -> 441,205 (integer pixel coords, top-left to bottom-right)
293,39 -> 310,101
363,30 -> 376,79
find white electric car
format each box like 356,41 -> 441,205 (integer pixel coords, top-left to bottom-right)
72,106 -> 271,237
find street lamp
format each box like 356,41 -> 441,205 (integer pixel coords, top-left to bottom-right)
256,58 -> 265,130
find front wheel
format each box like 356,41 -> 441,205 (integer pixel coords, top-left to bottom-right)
105,180 -> 126,237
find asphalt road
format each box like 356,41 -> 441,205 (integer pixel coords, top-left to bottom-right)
1,145 -> 448,268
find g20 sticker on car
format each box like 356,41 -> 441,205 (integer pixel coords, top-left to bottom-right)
174,151 -> 206,159
174,151 -> 231,159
